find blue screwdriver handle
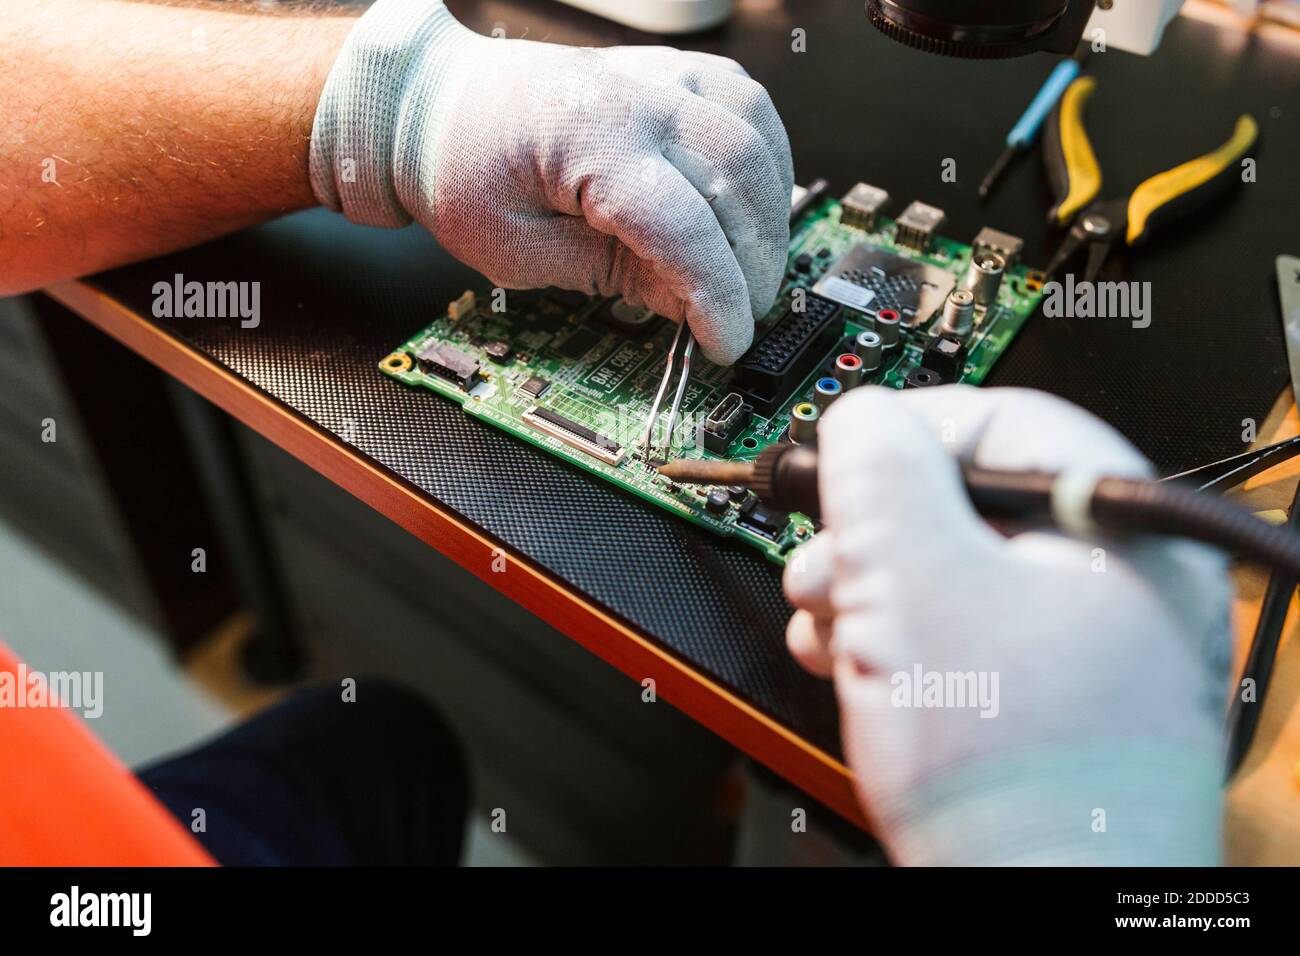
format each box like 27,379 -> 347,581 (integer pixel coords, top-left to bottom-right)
1007,58 -> 1082,149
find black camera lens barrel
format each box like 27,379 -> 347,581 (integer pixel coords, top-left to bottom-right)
865,0 -> 1096,58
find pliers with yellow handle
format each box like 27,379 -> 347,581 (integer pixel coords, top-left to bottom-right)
1042,75 -> 1259,281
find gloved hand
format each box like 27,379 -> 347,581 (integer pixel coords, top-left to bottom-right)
784,385 -> 1230,865
309,0 -> 792,365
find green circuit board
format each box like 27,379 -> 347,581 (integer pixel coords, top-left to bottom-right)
380,187 -> 1045,564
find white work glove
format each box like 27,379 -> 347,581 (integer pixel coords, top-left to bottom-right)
309,0 -> 793,365
784,386 -> 1230,865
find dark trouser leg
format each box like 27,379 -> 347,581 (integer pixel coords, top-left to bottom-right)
138,680 -> 469,866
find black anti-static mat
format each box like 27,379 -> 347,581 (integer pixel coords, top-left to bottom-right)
81,2 -> 1297,762
91,214 -> 846,752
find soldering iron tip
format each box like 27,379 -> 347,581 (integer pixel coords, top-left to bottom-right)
655,458 -> 755,486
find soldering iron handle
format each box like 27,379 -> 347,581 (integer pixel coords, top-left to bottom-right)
960,465 -> 1056,520
754,448 -> 1300,581
752,446 -> 1059,524
752,443 -> 821,517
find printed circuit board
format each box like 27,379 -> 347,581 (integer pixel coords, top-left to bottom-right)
381,183 -> 1045,563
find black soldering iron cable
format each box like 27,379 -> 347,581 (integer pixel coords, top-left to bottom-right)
968,465 -> 1300,777
960,466 -> 1300,581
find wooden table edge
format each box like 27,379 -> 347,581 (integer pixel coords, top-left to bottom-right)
44,278 -> 869,833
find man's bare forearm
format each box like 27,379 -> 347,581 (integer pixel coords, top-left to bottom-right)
0,0 -> 359,295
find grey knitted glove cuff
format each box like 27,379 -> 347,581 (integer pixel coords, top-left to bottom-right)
882,740 -> 1222,866
309,0 -> 472,228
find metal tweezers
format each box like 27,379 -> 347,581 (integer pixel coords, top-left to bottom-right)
639,324 -> 695,464
1164,434 -> 1300,777
1160,434 -> 1300,494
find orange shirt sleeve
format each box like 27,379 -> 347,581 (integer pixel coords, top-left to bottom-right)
0,641 -> 215,866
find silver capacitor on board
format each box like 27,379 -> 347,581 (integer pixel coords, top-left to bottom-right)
960,251 -> 1005,309
939,288 -> 975,338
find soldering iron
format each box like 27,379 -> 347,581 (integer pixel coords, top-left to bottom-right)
657,444 -> 1300,578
